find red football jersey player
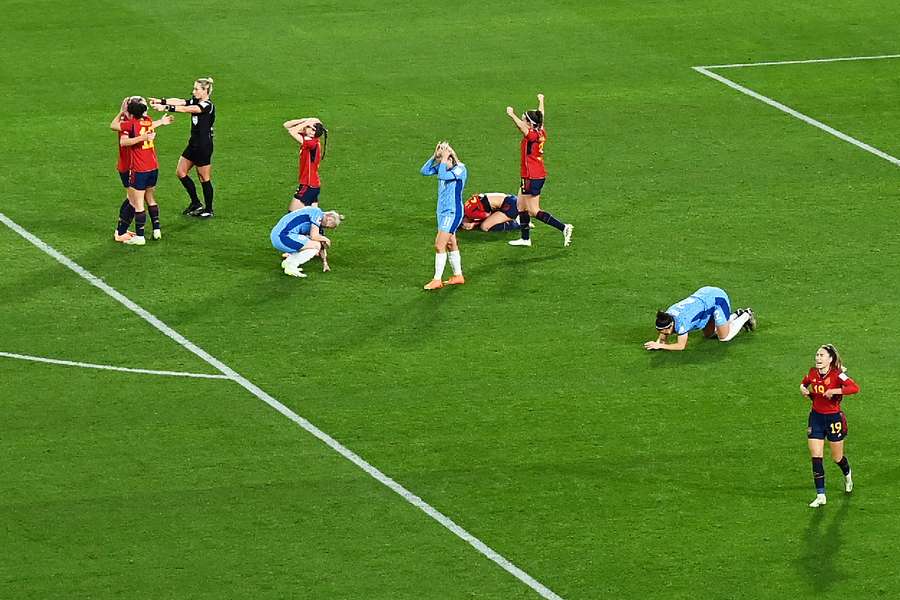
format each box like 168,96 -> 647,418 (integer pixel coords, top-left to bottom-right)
801,344 -> 859,508
520,127 -> 547,179
801,361 -> 860,413
299,136 -> 322,187
120,115 -> 159,174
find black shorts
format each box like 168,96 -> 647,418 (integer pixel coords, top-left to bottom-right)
118,170 -> 130,188
182,142 -> 213,167
130,170 -> 159,191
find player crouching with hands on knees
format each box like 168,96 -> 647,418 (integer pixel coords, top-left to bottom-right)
270,206 -> 342,278
420,141 -> 467,290
802,344 -> 859,508
644,286 -> 756,351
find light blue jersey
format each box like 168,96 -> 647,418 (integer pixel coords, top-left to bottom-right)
270,206 -> 324,253
666,286 -> 732,335
421,156 -> 467,233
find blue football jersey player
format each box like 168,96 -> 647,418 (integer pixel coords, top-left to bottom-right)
645,286 -> 757,351
421,141 -> 467,290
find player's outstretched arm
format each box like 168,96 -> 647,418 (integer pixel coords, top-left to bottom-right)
537,93 -> 545,119
152,114 -> 174,128
506,106 -> 530,135
149,97 -> 188,106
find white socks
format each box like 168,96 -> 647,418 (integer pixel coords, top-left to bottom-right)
448,250 -> 462,276
721,312 -> 751,342
285,248 -> 318,269
433,252 -> 448,280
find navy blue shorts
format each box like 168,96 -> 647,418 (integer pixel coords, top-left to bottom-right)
500,195 -> 519,219
130,170 -> 158,191
294,185 -> 321,206
807,410 -> 847,442
520,178 -> 545,196
118,170 -> 130,188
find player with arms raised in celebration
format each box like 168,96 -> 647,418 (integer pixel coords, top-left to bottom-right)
506,93 -> 572,247
645,286 -> 756,351
150,77 -> 216,217
421,141 -> 467,290
802,344 -> 859,508
284,117 -> 328,211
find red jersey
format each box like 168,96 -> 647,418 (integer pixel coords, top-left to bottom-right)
119,116 -> 158,173
298,137 -> 322,187
116,126 -> 130,172
464,194 -> 490,221
802,367 -> 859,414
520,128 -> 547,178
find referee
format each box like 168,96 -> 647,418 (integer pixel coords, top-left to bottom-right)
150,77 -> 216,217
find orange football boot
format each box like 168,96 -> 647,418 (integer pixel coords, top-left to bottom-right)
444,275 -> 465,285
423,279 -> 443,290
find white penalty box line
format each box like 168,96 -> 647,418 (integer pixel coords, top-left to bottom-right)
0,351 -> 230,380
692,53 -> 900,168
0,212 -> 564,600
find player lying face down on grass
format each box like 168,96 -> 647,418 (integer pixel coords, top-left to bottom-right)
283,117 -> 328,211
421,141 -> 467,290
644,286 -> 756,351
460,193 -> 523,232
269,206 -> 342,278
801,344 -> 859,508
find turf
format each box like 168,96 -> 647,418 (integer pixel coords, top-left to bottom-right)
2,1 -> 900,598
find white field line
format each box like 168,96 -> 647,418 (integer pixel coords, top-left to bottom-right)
698,53 -> 900,69
692,65 -> 900,168
0,212 -> 563,600
0,351 -> 230,380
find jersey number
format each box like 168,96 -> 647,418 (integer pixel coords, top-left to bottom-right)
830,422 -> 842,434
812,384 -> 826,394
139,126 -> 155,150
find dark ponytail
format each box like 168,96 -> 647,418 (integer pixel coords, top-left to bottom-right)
314,122 -> 328,160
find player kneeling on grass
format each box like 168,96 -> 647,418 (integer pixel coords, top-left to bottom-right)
644,286 -> 756,351
270,206 -> 342,278
460,193 -> 523,232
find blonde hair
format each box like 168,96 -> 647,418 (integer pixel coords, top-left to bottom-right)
324,211 -> 343,227
195,77 -> 214,95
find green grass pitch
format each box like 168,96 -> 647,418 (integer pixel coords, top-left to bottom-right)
3,1 -> 900,598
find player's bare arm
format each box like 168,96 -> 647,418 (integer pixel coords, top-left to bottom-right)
644,334 -> 688,351
506,107 -> 530,135
149,97 -> 188,106
119,131 -> 155,147
537,93 -> 545,118
151,114 -> 174,128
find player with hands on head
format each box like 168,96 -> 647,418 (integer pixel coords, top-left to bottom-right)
644,286 -> 756,351
150,77 -> 216,217
802,344 -> 859,508
283,117 -> 328,211
420,141 -> 467,290
506,93 -> 573,247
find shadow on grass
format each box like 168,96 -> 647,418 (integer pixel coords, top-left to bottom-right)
795,497 -> 850,592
